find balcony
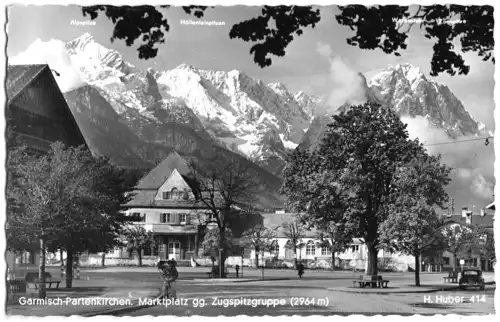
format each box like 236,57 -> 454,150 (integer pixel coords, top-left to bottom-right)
132,223 -> 198,234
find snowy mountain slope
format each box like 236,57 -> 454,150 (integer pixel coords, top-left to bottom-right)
64,34 -> 317,174
62,34 -> 486,179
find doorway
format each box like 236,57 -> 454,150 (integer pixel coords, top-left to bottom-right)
168,241 -> 181,260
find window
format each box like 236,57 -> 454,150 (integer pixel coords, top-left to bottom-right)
179,213 -> 187,224
351,245 -> 360,252
138,214 -> 146,222
159,244 -> 165,252
443,257 -> 450,265
160,213 -> 172,223
321,246 -> 330,256
162,191 -> 169,199
143,247 -> 152,256
306,241 -> 316,256
186,239 -> 194,252
183,189 -> 189,200
171,188 -> 180,200
17,251 -> 35,265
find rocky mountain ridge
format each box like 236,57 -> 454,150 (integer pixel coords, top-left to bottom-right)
63,33 -> 486,177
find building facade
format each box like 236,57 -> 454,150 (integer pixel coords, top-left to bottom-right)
122,152 -> 216,262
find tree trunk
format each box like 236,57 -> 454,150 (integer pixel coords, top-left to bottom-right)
138,250 -> 143,267
101,253 -> 106,267
60,249 -> 64,278
485,257 -> 489,271
452,252 -> 457,272
38,238 -> 47,299
293,245 -> 298,268
255,251 -> 259,268
261,250 -> 264,280
414,253 -> 421,287
219,227 -> 226,278
365,242 -> 378,276
65,247 -> 73,288
331,250 -> 336,271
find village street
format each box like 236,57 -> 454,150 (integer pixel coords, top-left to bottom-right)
7,266 -> 495,316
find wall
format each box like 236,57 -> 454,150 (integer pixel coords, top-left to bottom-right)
79,255 -> 159,267
247,237 -> 420,272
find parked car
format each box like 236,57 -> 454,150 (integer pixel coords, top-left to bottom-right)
459,269 -> 485,290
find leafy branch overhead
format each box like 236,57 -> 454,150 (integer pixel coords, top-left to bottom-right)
83,4 -> 493,76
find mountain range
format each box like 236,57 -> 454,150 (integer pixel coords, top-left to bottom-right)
56,33 -> 490,208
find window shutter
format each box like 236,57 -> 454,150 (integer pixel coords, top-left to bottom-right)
175,213 -> 181,225
185,214 -> 191,225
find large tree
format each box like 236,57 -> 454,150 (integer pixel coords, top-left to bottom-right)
188,153 -> 260,278
123,226 -> 156,267
379,147 -> 451,286
240,225 -> 277,276
82,5 -> 493,77
281,102 -> 450,276
7,142 -> 136,291
441,223 -> 477,272
315,222 -> 352,271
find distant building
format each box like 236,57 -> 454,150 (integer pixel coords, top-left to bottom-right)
6,64 -> 88,273
439,208 -> 495,271
119,152 -> 214,261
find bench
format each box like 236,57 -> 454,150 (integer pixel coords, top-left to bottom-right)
352,275 -> 390,288
25,272 -> 61,290
7,280 -> 27,304
442,271 -> 458,283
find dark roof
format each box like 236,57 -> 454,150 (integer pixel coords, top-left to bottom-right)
6,64 -> 47,102
261,212 -> 319,238
136,151 -> 191,189
443,214 -> 494,228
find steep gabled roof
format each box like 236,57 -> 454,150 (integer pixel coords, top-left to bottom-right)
136,151 -> 191,189
6,64 -> 48,102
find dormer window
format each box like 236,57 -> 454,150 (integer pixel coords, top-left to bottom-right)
171,188 -> 180,200
163,188 -> 184,200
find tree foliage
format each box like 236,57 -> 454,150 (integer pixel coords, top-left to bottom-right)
123,225 -> 156,267
336,5 -> 494,76
281,102 -> 451,276
282,219 -> 306,266
441,223 -> 477,270
240,224 -> 277,253
83,4 -> 493,76
6,142 -> 136,290
201,226 -> 234,255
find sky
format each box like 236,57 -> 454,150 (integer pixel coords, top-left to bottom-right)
5,3 -> 496,210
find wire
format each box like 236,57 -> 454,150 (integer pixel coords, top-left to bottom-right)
423,136 -> 494,147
